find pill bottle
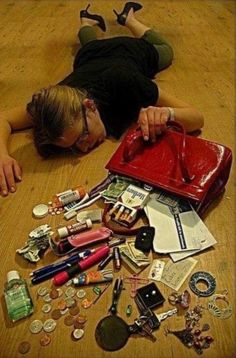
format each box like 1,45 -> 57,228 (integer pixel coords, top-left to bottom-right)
53,186 -> 86,207
57,218 -> 92,239
4,271 -> 34,322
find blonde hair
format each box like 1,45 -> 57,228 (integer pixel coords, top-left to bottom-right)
27,85 -> 87,157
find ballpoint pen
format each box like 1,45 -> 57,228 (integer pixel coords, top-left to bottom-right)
30,249 -> 93,277
53,245 -> 110,286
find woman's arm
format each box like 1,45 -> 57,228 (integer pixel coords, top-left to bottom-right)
138,88 -> 204,142
0,106 -> 33,196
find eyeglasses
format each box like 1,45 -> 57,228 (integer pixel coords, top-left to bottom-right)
69,105 -> 89,154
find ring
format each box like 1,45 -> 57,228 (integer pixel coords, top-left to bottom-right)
208,291 -> 232,319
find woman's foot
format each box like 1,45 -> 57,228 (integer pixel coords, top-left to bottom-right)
80,4 -> 106,32
113,2 -> 143,26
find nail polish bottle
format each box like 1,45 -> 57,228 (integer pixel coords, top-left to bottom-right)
4,270 -> 34,322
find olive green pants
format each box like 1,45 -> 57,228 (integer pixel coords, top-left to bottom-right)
78,26 -> 174,71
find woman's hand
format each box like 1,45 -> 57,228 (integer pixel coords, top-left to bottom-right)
0,154 -> 22,196
138,106 -> 170,142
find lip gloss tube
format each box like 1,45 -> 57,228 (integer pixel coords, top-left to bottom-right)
57,219 -> 92,238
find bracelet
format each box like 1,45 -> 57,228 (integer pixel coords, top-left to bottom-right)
167,107 -> 175,122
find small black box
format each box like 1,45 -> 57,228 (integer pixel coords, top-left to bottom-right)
136,282 -> 165,309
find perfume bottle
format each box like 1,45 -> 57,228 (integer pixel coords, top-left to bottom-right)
4,270 -> 34,322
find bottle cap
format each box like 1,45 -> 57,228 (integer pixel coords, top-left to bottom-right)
57,227 -> 68,239
7,270 -> 20,283
33,204 -> 49,218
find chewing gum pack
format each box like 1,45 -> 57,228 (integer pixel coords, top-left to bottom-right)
108,185 -> 150,227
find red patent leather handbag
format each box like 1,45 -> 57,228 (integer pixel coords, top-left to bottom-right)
105,122 -> 232,216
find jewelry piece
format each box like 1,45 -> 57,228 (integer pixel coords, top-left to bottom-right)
189,271 -> 216,297
168,290 -> 191,309
208,290 -> 232,319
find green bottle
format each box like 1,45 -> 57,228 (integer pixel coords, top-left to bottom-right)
4,270 -> 34,322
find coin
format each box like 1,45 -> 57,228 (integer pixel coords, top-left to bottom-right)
72,328 -> 84,340
75,314 -> 87,325
74,321 -> 85,329
51,309 -> 62,320
65,297 -> 76,308
50,288 -> 59,299
69,306 -> 80,316
42,303 -> 52,314
57,288 -> 63,297
65,287 -> 76,298
18,341 -> 31,354
57,299 -> 67,310
81,298 -> 92,309
76,289 -> 86,299
29,319 -> 43,334
37,287 -> 49,297
40,334 -> 51,347
43,319 -> 57,333
64,315 -> 74,326
43,293 -> 52,303
65,279 -> 73,286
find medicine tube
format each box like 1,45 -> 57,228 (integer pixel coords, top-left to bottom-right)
57,218 -> 92,239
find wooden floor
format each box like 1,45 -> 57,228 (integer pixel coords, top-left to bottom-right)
0,1 -> 235,357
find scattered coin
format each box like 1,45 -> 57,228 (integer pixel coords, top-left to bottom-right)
42,303 -> 52,314
72,328 -> 84,340
74,321 -> 85,329
29,319 -> 43,334
69,306 -> 80,316
50,288 -> 59,299
65,287 -> 76,298
37,287 -> 49,297
64,315 -> 75,326
81,298 -> 92,309
65,297 -> 76,308
51,309 -> 62,320
75,314 -> 87,325
40,334 -> 51,347
57,299 -> 67,310
60,307 -> 69,315
43,293 -> 52,303
76,289 -> 86,299
43,319 -> 57,333
18,341 -> 31,354
57,288 -> 63,297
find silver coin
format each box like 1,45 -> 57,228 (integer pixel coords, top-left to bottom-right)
42,303 -> 52,314
43,293 -> 52,302
43,319 -> 57,333
76,289 -> 86,299
72,328 -> 84,340
65,287 -> 76,298
60,307 -> 69,315
57,288 -> 63,297
65,297 -> 76,308
29,319 -> 43,334
37,287 -> 49,297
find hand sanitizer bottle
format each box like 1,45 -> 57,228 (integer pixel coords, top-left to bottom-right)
4,270 -> 34,322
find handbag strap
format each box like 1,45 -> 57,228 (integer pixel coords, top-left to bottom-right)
123,121 -> 195,183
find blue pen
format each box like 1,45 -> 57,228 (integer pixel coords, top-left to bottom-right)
30,249 -> 92,277
31,250 -> 93,285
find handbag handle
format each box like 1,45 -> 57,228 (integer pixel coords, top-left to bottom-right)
123,121 -> 195,183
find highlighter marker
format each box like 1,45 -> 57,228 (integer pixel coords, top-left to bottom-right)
53,245 -> 110,286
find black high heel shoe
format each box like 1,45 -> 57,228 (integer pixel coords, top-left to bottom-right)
80,4 -> 106,32
113,2 -> 143,26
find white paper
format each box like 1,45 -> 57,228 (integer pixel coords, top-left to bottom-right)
170,209 -> 217,261
145,192 -> 201,253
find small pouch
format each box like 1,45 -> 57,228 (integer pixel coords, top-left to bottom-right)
135,226 -> 155,253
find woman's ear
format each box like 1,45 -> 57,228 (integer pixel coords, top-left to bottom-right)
83,98 -> 96,112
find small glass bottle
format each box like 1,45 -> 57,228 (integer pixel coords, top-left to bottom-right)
4,270 -> 34,322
